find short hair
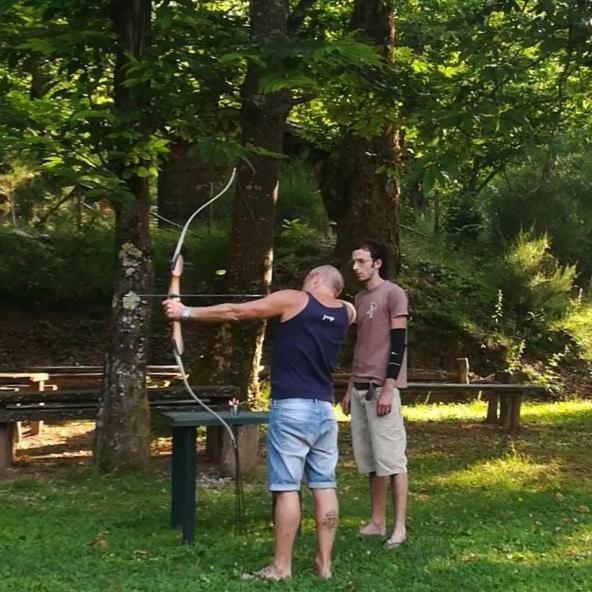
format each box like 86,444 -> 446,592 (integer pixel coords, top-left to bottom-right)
357,240 -> 389,279
307,265 -> 344,296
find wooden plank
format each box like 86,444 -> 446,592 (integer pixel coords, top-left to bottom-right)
456,358 -> 470,384
0,397 -> 231,422
0,386 -> 236,405
4,365 -> 180,374
0,373 -> 49,383
159,410 -> 269,428
0,404 -> 229,422
0,408 -> 99,422
402,382 -> 545,394
333,369 -> 458,382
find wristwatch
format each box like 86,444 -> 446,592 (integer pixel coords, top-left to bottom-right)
181,307 -> 192,321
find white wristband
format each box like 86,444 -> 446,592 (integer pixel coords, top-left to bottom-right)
181,307 -> 192,321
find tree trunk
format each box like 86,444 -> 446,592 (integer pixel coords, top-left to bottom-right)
434,192 -> 441,235
94,0 -> 153,472
320,0 -> 401,275
157,140 -> 223,227
195,0 -> 291,405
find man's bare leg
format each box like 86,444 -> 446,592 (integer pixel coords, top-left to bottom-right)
387,472 -> 408,545
359,473 -> 388,536
312,488 -> 338,579
268,491 -> 300,578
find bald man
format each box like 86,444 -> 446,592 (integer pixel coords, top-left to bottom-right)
164,266 -> 355,580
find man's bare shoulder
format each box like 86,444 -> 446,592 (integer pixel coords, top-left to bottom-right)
339,300 -> 357,324
234,289 -> 307,321
269,289 -> 307,303
265,289 -> 308,314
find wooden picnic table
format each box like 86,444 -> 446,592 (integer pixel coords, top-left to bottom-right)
0,386 -> 237,474
403,382 -> 545,432
0,372 -> 51,437
0,372 -> 50,384
159,410 -> 269,544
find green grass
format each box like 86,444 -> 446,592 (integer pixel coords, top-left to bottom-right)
1,402 -> 591,591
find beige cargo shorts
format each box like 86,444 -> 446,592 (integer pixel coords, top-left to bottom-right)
350,383 -> 407,476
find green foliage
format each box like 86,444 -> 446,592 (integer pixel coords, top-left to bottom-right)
0,225 -> 115,309
257,35 -> 382,94
480,230 -> 585,380
0,220 -> 236,310
273,218 -> 334,289
400,227 -> 498,370
401,217 -> 591,377
395,0 -> 592,199
492,231 -> 576,323
277,158 -> 327,230
559,292 -> 592,362
484,137 -> 592,277
151,225 -> 231,293
442,194 -> 483,240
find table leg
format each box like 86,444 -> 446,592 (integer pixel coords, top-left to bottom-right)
500,395 -> 512,431
510,394 -> 522,433
0,422 -> 15,475
171,429 -> 182,529
485,394 -> 499,424
178,426 -> 197,544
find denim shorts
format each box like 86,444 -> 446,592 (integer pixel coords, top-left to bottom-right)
267,398 -> 338,492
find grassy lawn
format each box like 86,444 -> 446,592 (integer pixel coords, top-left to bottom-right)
1,401 -> 591,591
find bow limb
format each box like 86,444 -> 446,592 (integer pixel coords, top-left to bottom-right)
168,254 -> 184,356
166,167 -> 239,447
166,166 -> 244,532
171,167 -> 237,264
167,255 -> 238,447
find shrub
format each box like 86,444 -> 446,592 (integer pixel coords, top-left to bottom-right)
559,292 -> 592,362
277,158 -> 328,231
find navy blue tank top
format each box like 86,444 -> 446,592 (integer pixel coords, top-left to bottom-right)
270,293 -> 349,402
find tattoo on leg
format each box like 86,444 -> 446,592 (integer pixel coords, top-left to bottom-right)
322,510 -> 338,532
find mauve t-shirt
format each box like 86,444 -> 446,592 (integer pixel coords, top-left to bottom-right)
352,280 -> 408,388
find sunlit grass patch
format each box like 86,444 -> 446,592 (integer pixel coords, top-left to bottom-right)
433,451 -> 561,491
404,401 -> 488,423
338,400 -> 592,430
519,400 -> 592,425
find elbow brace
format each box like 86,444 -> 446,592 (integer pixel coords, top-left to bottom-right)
386,328 -> 407,380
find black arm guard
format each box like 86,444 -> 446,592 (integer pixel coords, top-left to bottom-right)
386,327 -> 407,380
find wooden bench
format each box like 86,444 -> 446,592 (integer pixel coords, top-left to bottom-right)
2,365 -> 183,390
332,375 -> 545,433
0,385 -> 237,474
0,366 -> 185,439
0,372 -> 53,438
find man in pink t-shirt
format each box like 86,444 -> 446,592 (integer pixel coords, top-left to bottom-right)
342,240 -> 408,549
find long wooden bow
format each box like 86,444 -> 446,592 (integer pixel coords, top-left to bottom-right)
167,168 -> 239,443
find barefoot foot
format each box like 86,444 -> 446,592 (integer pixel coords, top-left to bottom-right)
314,557 -> 332,580
358,522 -> 386,537
241,565 -> 291,581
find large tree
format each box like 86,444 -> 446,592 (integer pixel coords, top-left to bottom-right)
94,0 -> 154,471
202,0 -> 291,401
319,0 -> 401,273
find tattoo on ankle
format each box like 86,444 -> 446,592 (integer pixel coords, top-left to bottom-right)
322,510 -> 338,532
